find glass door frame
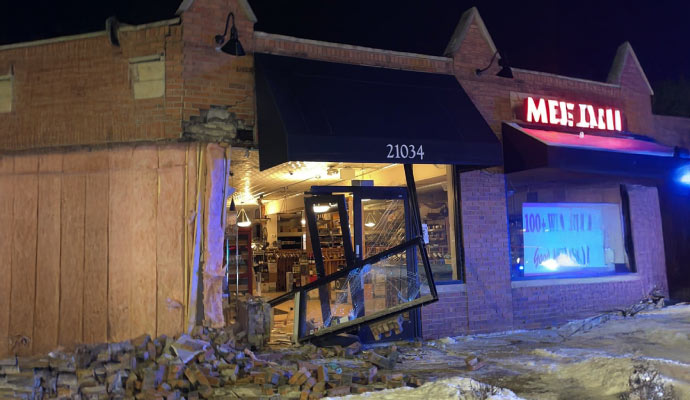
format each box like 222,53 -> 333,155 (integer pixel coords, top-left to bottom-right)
309,186 -> 410,259
309,185 -> 421,340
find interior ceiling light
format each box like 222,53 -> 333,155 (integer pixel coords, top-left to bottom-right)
313,204 -> 331,213
364,213 -> 377,228
214,12 -> 245,56
476,50 -> 513,79
229,196 -> 236,212
237,208 -> 251,227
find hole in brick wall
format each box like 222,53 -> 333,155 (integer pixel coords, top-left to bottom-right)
237,129 -> 253,142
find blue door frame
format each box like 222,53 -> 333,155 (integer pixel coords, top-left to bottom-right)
308,185 -> 421,341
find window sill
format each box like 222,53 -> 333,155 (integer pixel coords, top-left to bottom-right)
422,282 -> 466,295
511,274 -> 640,288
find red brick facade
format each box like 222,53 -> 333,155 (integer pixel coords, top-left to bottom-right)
0,1 -> 682,347
0,23 -> 183,151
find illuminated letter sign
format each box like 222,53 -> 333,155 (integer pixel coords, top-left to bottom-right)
524,96 -> 623,132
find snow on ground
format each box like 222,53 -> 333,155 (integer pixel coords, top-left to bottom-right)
346,304 -> 690,400
326,376 -> 524,400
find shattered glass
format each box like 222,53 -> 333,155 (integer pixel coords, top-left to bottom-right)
301,240 -> 433,338
362,198 -> 406,257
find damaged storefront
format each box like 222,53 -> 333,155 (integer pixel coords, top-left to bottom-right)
219,51 -> 502,344
0,0 -> 686,363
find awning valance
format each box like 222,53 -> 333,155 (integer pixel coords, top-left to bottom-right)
502,122 -> 686,178
255,53 -> 502,170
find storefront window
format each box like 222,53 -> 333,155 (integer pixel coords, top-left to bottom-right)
507,182 -> 634,280
417,171 -> 458,282
357,165 -> 460,282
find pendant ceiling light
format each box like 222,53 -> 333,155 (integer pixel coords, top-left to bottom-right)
227,195 -> 238,226
364,212 -> 377,228
237,208 -> 251,227
313,204 -> 331,213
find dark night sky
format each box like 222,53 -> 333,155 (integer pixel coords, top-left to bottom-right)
2,1 -> 689,86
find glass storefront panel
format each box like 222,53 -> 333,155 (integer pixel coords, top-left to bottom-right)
362,198 -> 406,257
507,181 -> 634,279
300,239 -> 433,339
417,175 -> 457,281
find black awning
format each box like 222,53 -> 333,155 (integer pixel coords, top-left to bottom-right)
255,53 -> 502,170
502,122 -> 686,178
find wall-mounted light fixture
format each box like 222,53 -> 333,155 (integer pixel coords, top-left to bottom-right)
476,51 -> 513,79
214,12 -> 245,56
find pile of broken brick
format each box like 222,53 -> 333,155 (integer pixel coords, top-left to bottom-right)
0,326 -> 425,399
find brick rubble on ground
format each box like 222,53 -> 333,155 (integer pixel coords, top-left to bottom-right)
0,327 -> 423,399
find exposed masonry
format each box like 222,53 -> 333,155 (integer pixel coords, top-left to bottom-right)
182,105 -> 254,145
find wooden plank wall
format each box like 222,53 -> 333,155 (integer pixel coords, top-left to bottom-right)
0,157 -> 15,357
0,143 -> 195,358
33,154 -> 62,353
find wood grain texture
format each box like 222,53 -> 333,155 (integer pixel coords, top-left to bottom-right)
185,144 -> 199,331
33,174 -> 62,353
108,169 -> 132,342
130,163 -> 158,338
0,175 -> 14,358
9,173 -> 38,356
83,173 -> 109,344
202,144 -> 226,328
156,166 -> 185,337
58,174 -> 85,347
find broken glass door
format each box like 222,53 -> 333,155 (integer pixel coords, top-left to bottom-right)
300,186 -> 430,342
356,189 -> 419,341
296,236 -> 435,342
269,179 -> 438,343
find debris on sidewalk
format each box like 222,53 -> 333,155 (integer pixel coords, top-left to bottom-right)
236,297 -> 273,350
620,363 -> 677,400
0,324 -> 425,399
464,356 -> 486,371
617,288 -> 666,317
557,289 -> 668,339
369,315 -> 404,340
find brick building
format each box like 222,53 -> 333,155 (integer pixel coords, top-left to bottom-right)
0,0 -> 688,355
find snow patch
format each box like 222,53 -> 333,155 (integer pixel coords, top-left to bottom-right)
531,348 -> 565,359
326,377 -> 525,400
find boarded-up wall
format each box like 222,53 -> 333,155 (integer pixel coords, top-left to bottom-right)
0,142 -> 197,357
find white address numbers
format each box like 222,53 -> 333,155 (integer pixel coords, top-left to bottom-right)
386,144 -> 425,160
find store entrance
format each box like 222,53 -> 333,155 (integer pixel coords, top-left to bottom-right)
309,186 -> 419,342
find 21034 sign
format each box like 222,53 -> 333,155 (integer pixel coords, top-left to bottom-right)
386,144 -> 425,160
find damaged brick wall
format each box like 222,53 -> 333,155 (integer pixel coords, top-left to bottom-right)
181,0 -> 256,147
0,143 -> 197,358
182,105 -> 254,145
0,22 -> 184,151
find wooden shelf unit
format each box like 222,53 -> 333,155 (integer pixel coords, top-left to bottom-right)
226,227 -> 253,295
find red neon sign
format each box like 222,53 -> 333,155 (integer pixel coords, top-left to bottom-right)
524,96 -> 623,132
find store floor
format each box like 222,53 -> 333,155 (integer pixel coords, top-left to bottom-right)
261,290 -> 355,328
